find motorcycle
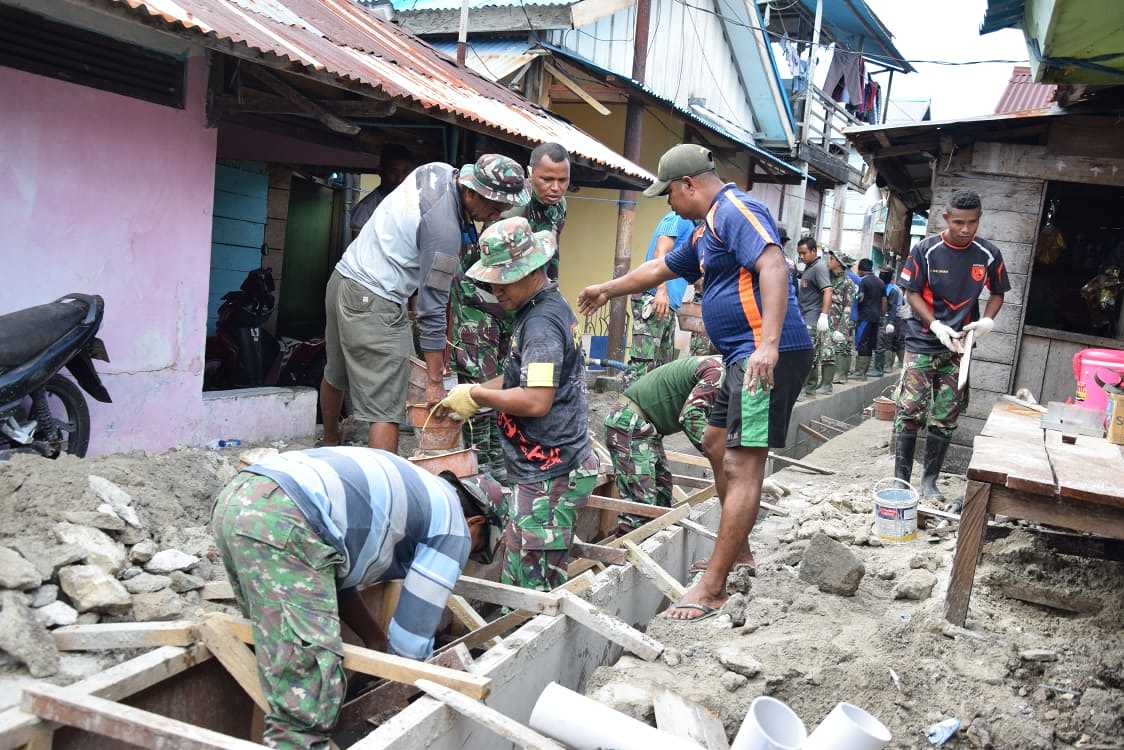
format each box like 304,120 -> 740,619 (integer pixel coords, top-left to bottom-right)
0,294 -> 111,458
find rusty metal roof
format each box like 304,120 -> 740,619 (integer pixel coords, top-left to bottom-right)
995,66 -> 1057,114
104,0 -> 653,181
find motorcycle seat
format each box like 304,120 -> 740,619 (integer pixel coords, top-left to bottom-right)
0,299 -> 88,367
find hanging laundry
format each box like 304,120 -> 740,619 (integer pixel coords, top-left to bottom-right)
822,48 -> 863,107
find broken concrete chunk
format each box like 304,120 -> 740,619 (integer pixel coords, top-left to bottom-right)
130,589 -> 184,622
34,600 -> 78,628
88,475 -> 142,527
720,671 -> 748,692
61,509 -> 124,532
0,591 -> 59,677
169,571 -> 204,593
122,573 -> 171,595
590,681 -> 653,722
54,523 -> 127,574
29,585 -> 59,609
119,526 -> 149,546
144,549 -> 199,574
798,534 -> 866,596
1019,649 -> 1058,663
716,646 -> 762,678
0,546 -> 43,590
119,567 -> 143,581
129,540 -> 157,564
909,552 -> 941,573
10,542 -> 84,581
57,565 -> 132,613
661,648 -> 682,667
720,592 -> 748,627
893,570 -> 937,601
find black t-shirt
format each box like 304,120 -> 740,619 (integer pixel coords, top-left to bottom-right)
898,233 -> 1011,354
499,282 -> 591,482
857,274 -> 885,323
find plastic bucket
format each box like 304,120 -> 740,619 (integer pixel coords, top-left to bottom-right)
872,477 -> 918,543
731,696 -> 808,750
1073,348 -> 1124,414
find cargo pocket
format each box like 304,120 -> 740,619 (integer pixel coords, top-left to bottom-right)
269,600 -> 346,733
426,252 -> 458,293
233,513 -> 297,552
280,600 -> 345,658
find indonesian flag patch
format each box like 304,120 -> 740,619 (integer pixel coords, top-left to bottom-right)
900,267 -> 912,283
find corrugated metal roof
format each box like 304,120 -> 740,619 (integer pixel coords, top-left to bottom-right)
995,65 -> 1057,114
791,0 -> 913,73
980,0 -> 1024,34
390,0 -> 573,9
103,0 -> 653,181
430,38 -> 541,81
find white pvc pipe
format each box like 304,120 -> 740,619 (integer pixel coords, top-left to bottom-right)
528,682 -> 704,750
730,696 -> 807,750
803,702 -> 891,750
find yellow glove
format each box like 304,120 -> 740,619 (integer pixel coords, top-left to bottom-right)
439,384 -> 481,420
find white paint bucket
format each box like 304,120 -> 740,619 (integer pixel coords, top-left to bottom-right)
804,702 -> 892,750
872,477 -> 918,543
730,696 -> 807,750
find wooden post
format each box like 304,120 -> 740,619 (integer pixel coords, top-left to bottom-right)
557,592 -> 663,661
455,0 -> 469,66
944,480 -> 992,626
621,540 -> 687,601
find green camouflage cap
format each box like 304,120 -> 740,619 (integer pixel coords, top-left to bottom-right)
829,249 -> 856,265
458,154 -> 530,205
466,216 -> 556,285
642,143 -> 716,198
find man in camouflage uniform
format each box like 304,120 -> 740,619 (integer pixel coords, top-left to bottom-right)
827,251 -> 856,384
211,448 -> 497,749
504,142 -> 569,280
605,355 -> 723,532
450,155 -> 531,483
438,217 -> 595,592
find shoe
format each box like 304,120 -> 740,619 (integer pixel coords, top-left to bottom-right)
920,432 -> 952,501
816,364 -> 835,394
894,431 -> 918,484
854,356 -> 871,381
871,351 -> 886,377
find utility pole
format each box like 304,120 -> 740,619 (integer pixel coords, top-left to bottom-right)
605,0 -> 651,365
781,0 -> 822,251
456,0 -> 470,65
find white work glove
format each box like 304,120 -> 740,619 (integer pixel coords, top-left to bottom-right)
832,330 -> 847,344
962,316 -> 994,339
885,323 -> 895,334
929,320 -> 964,354
816,313 -> 829,332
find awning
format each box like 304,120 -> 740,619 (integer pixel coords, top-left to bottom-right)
790,0 -> 913,73
95,0 -> 653,184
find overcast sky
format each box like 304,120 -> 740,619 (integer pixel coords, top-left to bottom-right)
864,0 -> 1030,121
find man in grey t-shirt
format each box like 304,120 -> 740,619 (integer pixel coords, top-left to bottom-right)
796,237 -> 834,395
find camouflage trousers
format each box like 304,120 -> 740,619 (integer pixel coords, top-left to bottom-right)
803,324 -> 835,391
604,402 -> 673,532
212,474 -> 346,750
452,299 -> 512,482
502,452 -> 600,592
894,350 -> 967,438
626,294 -> 677,384
689,331 -> 717,356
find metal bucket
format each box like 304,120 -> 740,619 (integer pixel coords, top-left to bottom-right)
872,478 -> 918,543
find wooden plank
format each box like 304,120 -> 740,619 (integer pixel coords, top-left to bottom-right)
557,592 -> 663,661
653,689 -> 730,750
768,452 -> 834,475
671,474 -> 711,489
683,484 -> 718,506
990,486 -> 1124,541
944,480 -> 992,627
415,679 -> 566,750
242,66 -> 359,135
21,684 -> 264,750
1043,430 -> 1124,509
672,486 -> 689,502
621,540 -> 687,601
541,61 -> 610,116
676,518 -> 718,541
973,141 -> 1124,189
798,423 -> 828,443
446,595 -> 501,648
586,494 -> 669,519
666,450 -> 711,469
571,540 -> 629,565
52,622 -> 195,651
453,577 -> 561,615
194,619 -> 268,712
208,613 -> 492,700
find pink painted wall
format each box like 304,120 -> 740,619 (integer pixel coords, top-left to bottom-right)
0,55 -> 315,454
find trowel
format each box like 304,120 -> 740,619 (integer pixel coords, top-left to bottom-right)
957,329 -> 975,391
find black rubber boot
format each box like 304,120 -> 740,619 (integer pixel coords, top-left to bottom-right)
920,432 -> 952,502
816,364 -> 835,394
871,351 -> 885,377
853,355 -> 871,381
894,431 -> 918,484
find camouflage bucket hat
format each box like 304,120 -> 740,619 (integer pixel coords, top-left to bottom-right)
458,154 -> 530,206
466,217 -> 556,285
440,470 -> 508,564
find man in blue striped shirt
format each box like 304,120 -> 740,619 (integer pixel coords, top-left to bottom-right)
211,447 -> 496,749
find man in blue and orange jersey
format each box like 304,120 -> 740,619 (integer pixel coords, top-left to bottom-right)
579,144 -> 812,621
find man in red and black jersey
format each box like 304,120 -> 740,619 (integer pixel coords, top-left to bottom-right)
895,190 -> 1010,501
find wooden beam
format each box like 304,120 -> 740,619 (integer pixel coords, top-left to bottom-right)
586,494 -> 669,519
446,595 -> 502,649
542,61 -> 610,116
653,689 -> 730,749
415,680 -> 567,750
194,620 -> 268,712
571,540 -> 629,565
242,66 -> 360,135
215,91 -> 397,120
52,622 -> 195,651
557,592 -> 663,661
453,577 -> 562,615
208,614 -> 492,700
677,518 -> 718,541
21,684 -> 264,750
684,483 -> 718,506
767,453 -> 834,475
671,474 -> 711,489
621,540 -> 687,601
666,450 -> 710,469
798,423 -> 829,443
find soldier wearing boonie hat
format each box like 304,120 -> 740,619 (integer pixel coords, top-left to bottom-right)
439,217 -> 597,592
826,249 -> 857,385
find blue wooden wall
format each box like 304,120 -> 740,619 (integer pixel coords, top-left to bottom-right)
207,160 -> 268,334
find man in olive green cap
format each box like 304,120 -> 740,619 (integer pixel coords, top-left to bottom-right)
439,216 -> 597,592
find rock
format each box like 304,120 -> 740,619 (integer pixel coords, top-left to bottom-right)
88,475 -> 142,527
720,671 -> 748,692
1019,649 -> 1058,663
892,569 -> 937,601
725,566 -> 754,596
120,526 -> 149,546
34,601 -> 78,628
716,646 -> 762,678
58,565 -> 131,613
590,681 -> 653,722
129,540 -> 157,564
75,613 -> 100,625
0,591 -> 59,677
119,567 -> 143,581
661,648 -> 682,667
820,521 -> 853,543
192,558 -> 216,581
28,585 -> 58,608
867,537 -> 884,547
1078,687 -> 1124,735
62,509 -> 124,532
54,523 -> 127,574
720,593 -> 748,627
762,478 -> 789,498
123,573 -> 171,595
909,552 -> 941,572
952,652 -> 1006,686
130,590 -> 184,622
158,526 -> 217,561
796,521 -> 825,540
11,542 -> 84,580
0,546 -> 42,590
876,569 -> 897,581
169,571 -> 204,593
780,533 -> 796,544
144,549 -> 199,574
798,534 -> 866,596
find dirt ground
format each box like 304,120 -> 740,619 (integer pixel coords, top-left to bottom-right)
587,417 -> 1124,749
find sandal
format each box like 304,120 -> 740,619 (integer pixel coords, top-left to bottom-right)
663,601 -> 721,621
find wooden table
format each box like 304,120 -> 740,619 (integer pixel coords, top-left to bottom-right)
945,403 -> 1124,625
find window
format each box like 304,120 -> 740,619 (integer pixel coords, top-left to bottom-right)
1025,181 -> 1124,339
